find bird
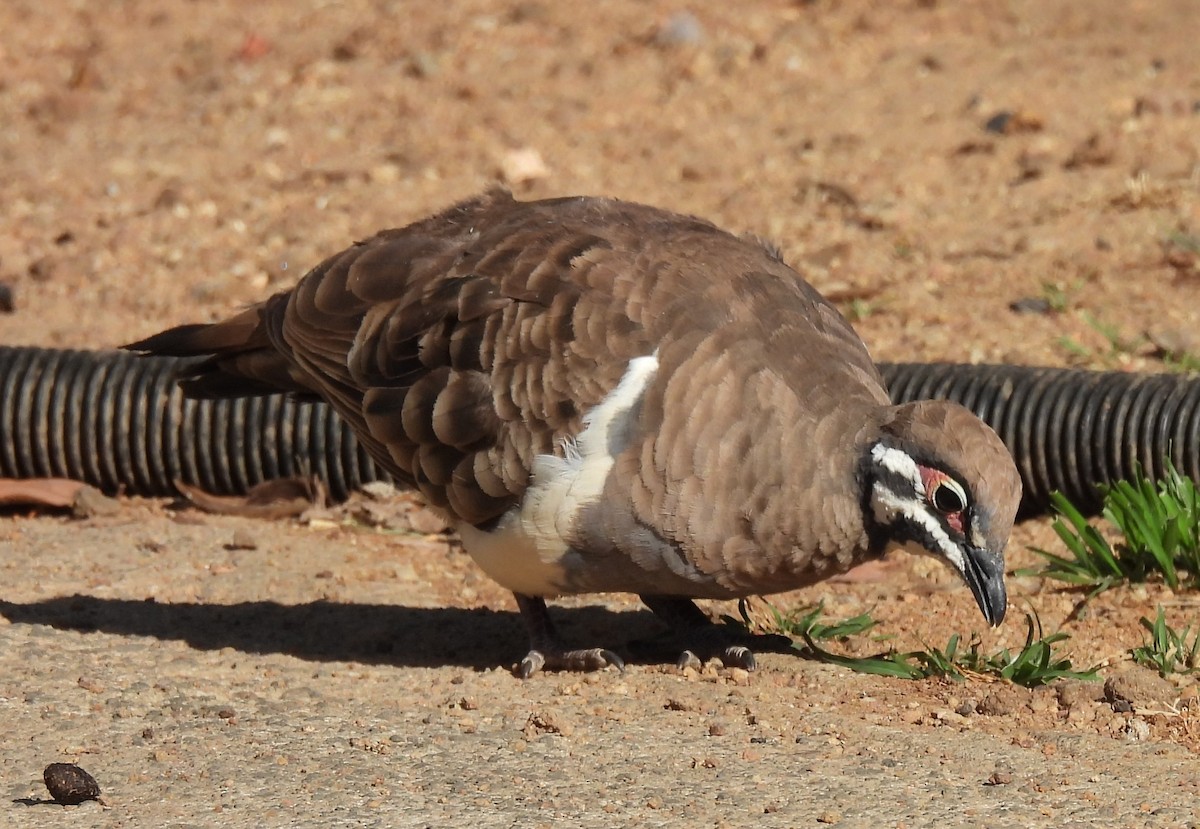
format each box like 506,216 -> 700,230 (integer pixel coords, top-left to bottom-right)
126,189 -> 1023,677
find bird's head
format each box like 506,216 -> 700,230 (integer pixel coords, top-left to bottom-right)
864,399 -> 1022,627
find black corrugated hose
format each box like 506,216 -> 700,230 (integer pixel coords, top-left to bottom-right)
3,345 -> 1200,516
0,346 -> 386,502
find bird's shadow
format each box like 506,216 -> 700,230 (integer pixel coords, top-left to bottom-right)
0,595 -> 664,670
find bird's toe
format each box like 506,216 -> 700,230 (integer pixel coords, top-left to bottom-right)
718,644 -> 756,671
640,628 -> 791,672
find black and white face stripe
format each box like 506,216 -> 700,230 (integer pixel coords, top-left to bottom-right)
867,441 -> 1009,627
867,443 -> 970,573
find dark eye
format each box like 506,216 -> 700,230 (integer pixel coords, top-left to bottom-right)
931,480 -> 967,514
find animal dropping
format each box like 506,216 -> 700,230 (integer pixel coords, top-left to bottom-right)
127,190 -> 1022,676
43,763 -> 101,805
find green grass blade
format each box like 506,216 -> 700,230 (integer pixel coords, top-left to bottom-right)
797,635 -> 931,679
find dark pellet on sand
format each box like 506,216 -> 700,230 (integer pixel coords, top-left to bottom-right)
43,763 -> 101,805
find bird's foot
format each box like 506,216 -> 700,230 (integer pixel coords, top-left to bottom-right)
516,646 -> 625,679
676,644 -> 755,672
633,626 -> 792,672
513,593 -> 625,678
637,594 -> 792,671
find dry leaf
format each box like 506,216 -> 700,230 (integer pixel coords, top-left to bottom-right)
174,476 -> 324,519
0,478 -> 85,508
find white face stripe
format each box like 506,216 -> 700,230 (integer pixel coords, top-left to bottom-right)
870,444 -> 926,497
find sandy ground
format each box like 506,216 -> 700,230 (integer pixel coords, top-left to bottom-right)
3,0 -> 1200,825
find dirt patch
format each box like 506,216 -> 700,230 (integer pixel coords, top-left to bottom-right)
3,0 -> 1200,825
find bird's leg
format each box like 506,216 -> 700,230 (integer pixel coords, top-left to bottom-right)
638,594 -> 792,671
513,593 -> 625,679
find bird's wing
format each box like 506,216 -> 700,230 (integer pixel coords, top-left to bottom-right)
128,191 -> 685,523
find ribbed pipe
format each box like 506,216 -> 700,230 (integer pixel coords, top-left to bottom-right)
2,347 -> 1200,516
0,347 -> 388,501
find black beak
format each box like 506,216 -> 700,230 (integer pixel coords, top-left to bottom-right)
962,545 -> 1007,627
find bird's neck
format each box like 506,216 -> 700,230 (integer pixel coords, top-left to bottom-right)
701,401 -> 884,595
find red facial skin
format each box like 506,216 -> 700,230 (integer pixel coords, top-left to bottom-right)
918,465 -> 966,535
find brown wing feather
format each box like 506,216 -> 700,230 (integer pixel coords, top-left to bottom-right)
124,301 -> 307,398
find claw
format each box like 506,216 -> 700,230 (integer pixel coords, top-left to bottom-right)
518,650 -> 546,679
720,645 -> 756,671
675,645 -> 755,672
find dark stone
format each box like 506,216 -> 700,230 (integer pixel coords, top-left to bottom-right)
1009,296 -> 1052,315
43,763 -> 101,805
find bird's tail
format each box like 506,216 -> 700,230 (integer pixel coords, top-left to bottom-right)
123,297 -> 312,399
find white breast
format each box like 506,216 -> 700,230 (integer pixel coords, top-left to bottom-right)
458,354 -> 659,596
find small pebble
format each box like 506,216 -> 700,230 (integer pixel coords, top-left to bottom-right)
43,763 -> 101,805
499,148 -> 549,186
227,529 -> 259,550
1148,326 -> 1200,359
1105,670 -> 1177,711
984,111 -> 1014,134
987,770 -> 1014,786
1057,680 -> 1106,710
1123,717 -> 1151,742
77,676 -> 105,694
1009,297 -> 1052,315
977,685 -> 1030,717
359,481 -> 399,500
72,485 -> 122,519
655,11 -> 705,47
27,256 -> 55,282
727,667 -> 751,685
983,109 -> 1043,135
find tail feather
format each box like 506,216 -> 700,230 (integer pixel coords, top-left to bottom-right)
124,301 -> 312,400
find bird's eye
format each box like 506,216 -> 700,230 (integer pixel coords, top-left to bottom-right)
931,480 -> 967,514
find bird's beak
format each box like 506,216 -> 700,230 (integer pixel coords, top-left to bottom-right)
961,545 -> 1007,627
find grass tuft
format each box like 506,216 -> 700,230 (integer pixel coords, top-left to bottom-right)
782,606 -> 1098,687
1130,607 -> 1200,677
1023,461 -> 1200,594
766,600 -> 877,641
